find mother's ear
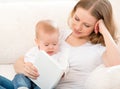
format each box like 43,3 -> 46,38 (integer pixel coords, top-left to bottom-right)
94,21 -> 99,34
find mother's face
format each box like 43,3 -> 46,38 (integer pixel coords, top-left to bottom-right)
70,7 -> 97,38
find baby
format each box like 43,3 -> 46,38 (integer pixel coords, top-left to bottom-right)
24,20 -> 60,63
12,20 -> 69,89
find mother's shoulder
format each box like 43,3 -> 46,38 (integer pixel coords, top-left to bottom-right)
59,29 -> 72,40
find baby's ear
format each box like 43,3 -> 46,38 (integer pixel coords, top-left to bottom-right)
35,38 -> 39,45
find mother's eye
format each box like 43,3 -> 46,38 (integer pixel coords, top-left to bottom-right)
84,24 -> 90,27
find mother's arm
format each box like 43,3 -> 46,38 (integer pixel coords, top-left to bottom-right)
14,56 -> 39,79
96,20 -> 120,66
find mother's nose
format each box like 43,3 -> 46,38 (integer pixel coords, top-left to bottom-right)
75,23 -> 82,31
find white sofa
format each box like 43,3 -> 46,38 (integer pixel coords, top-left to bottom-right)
0,1 -> 77,80
0,0 -> 120,82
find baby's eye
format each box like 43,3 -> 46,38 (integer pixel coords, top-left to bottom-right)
74,17 -> 80,21
53,43 -> 57,46
45,44 -> 49,46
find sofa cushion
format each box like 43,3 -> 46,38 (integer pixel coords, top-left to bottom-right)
0,64 -> 16,80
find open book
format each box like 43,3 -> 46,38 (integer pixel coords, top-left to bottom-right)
30,50 -> 64,89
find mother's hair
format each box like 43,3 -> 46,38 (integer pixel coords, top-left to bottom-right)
68,0 -> 117,46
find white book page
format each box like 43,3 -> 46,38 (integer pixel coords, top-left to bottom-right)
30,50 -> 64,89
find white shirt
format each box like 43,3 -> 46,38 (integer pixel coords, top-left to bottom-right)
24,44 -> 69,75
55,29 -> 106,89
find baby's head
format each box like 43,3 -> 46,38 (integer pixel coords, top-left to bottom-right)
35,20 -> 59,56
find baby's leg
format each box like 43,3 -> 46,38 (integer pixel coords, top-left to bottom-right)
12,74 -> 31,89
32,83 -> 41,89
0,86 -> 5,89
0,75 -> 14,89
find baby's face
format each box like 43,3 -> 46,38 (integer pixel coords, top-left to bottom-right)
37,33 -> 59,56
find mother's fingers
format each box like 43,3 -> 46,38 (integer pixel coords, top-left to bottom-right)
24,71 -> 38,79
97,20 -> 108,35
94,19 -> 106,34
24,62 -> 39,79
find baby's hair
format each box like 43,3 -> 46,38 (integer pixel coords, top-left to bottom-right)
35,20 -> 59,39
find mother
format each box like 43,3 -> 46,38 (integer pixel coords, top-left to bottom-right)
14,0 -> 120,88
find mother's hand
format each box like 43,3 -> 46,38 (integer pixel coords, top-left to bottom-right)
94,19 -> 109,35
23,62 -> 39,79
14,56 -> 39,79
